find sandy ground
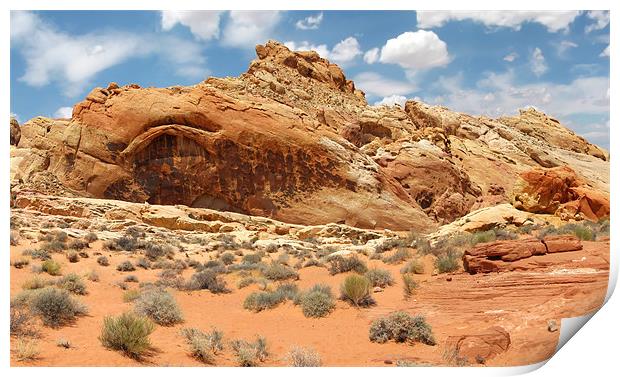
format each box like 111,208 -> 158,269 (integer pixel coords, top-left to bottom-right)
9,239 -> 609,367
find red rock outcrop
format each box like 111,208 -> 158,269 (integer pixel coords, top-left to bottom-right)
512,166 -> 610,221
445,327 -> 511,364
463,235 -> 583,274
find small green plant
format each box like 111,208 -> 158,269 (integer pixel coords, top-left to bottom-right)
285,346 -> 322,367
340,274 -> 375,307
369,311 -> 435,345
402,274 -> 419,298
56,273 -> 88,295
134,288 -> 183,326
365,268 -> 395,288
41,259 -> 62,276
328,255 -> 368,275
434,250 -> 461,273
99,312 -> 155,359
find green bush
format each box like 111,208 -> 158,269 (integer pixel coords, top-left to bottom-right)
99,312 -> 155,359
41,259 -> 62,276
261,262 -> 298,281
365,268 -> 395,288
29,287 -> 87,327
401,259 -> 425,274
299,290 -> 335,318
402,274 -> 419,297
328,255 -> 368,275
134,288 -> 183,326
435,250 -> 461,273
243,291 -> 285,312
117,260 -> 136,272
286,346 -> 322,367
382,248 -> 412,264
56,273 -> 88,295
369,311 -> 435,345
180,327 -> 224,364
340,274 -> 375,307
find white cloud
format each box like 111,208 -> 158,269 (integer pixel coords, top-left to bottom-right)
600,45 -> 610,57
54,106 -> 73,119
416,11 -> 580,33
557,40 -> 578,57
11,11 -> 209,97
285,37 -> 361,64
425,70 -> 609,119
530,48 -> 548,77
363,48 -> 380,64
295,12 -> 323,30
379,30 -> 450,71
160,10 -> 223,41
353,72 -> 417,97
221,11 -> 281,48
329,37 -> 362,64
503,52 -> 518,62
374,95 -> 408,107
585,11 -> 610,33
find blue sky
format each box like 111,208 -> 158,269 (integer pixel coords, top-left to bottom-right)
10,10 -> 610,148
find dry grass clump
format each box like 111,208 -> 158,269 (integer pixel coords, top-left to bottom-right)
230,336 -> 269,366
96,255 -> 109,266
185,270 -> 229,293
41,259 -> 62,276
14,338 -> 40,361
180,327 -> 224,364
134,288 -> 183,326
327,255 -> 368,275
401,259 -> 425,274
434,249 -> 461,273
365,267 -> 395,288
285,346 -> 322,367
382,247 -> 412,264
402,274 -> 419,298
340,274 -> 375,307
369,311 -> 435,345
99,312 -> 155,359
56,273 -> 88,295
261,261 -> 299,281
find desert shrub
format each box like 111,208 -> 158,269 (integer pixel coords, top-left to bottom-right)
10,304 -> 34,337
41,259 -> 62,276
237,276 -> 268,290
41,240 -> 66,252
85,232 -> 98,242
374,237 -> 409,254
340,274 -> 375,307
414,237 -> 432,254
106,236 -> 140,251
275,282 -> 299,300
261,262 -> 298,281
117,260 -> 136,272
68,239 -> 89,250
243,291 -> 285,312
369,311 -> 435,345
123,289 -> 141,302
136,257 -> 151,269
86,269 -> 100,282
303,258 -> 323,268
54,231 -> 68,242
470,230 -> 496,245
285,346 -> 322,367
327,255 -> 368,275
202,259 -> 226,273
242,253 -> 262,264
99,312 -> 155,359
25,248 -> 50,260
134,288 -> 183,326
382,247 -> 412,264
97,256 -> 110,266
299,290 -> 335,318
402,274 -> 419,297
401,259 -> 425,274
220,252 -> 235,265
125,226 -> 146,238
22,276 -> 50,290
186,270 -> 229,293
434,250 -> 461,273
29,287 -> 87,327
66,251 -> 80,263
156,269 -> 185,289
145,242 -> 172,260
180,327 -> 224,364
56,273 -> 88,295
124,275 -> 139,283
56,338 -> 71,348
230,336 -> 269,366
365,268 -> 395,288
12,258 -> 30,269
14,338 -> 40,361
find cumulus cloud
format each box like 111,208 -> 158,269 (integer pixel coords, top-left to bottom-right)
363,48 -> 379,64
503,52 -> 519,62
295,12 -> 323,30
557,40 -> 578,57
600,45 -> 610,57
379,30 -> 450,71
416,10 -> 580,33
54,106 -> 73,119
585,11 -> 610,33
221,11 -> 281,48
161,10 -> 223,40
285,36 -> 361,64
353,72 -> 417,97
374,95 -> 408,107
11,11 -> 209,97
530,48 -> 548,76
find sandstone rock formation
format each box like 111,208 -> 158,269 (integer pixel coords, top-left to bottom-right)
9,40 -> 610,231
512,166 -> 610,221
10,117 -> 20,145
462,235 -> 583,274
445,326 -> 511,364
